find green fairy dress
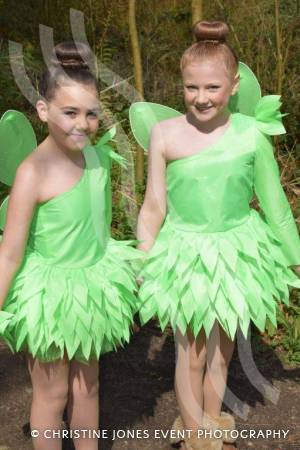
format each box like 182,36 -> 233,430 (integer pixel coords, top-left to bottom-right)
0,117 -> 139,362
130,64 -> 300,340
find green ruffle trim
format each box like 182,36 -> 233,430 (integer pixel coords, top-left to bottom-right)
138,210 -> 300,340
1,239 -> 139,363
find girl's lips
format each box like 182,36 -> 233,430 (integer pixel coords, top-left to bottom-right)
195,106 -> 213,112
70,134 -> 87,140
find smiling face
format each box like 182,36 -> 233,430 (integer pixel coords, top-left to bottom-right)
37,80 -> 100,152
182,60 -> 239,126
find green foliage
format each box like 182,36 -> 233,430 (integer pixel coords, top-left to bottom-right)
265,291 -> 300,366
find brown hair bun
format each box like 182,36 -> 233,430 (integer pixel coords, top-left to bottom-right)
193,21 -> 229,43
51,41 -> 92,70
39,41 -> 97,101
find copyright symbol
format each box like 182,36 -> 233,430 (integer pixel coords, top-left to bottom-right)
31,429 -> 39,438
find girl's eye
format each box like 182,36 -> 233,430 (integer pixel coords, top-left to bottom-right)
88,112 -> 98,118
65,111 -> 76,117
208,86 -> 220,91
186,85 -> 197,91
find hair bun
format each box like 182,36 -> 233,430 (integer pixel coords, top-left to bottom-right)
51,41 -> 92,70
193,21 -> 229,43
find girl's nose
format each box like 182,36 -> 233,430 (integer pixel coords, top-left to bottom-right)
77,115 -> 89,130
196,90 -> 209,105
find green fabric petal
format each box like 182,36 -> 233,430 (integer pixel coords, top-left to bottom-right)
254,95 -> 286,135
0,311 -> 14,334
94,127 -> 127,167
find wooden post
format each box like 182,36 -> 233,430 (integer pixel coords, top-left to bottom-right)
191,0 -> 203,25
274,0 -> 283,94
128,0 -> 144,183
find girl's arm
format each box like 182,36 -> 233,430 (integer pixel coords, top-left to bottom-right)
254,130 -> 300,270
0,161 -> 39,308
137,123 -> 167,252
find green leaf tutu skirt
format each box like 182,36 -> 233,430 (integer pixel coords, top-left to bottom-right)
0,239 -> 138,363
138,211 -> 300,340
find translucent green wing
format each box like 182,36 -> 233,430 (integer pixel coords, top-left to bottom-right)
129,102 -> 182,151
0,110 -> 37,231
228,62 -> 262,116
0,110 -> 37,186
0,196 -> 9,231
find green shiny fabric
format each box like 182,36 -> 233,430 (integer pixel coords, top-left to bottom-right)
137,110 -> 300,340
0,135 -> 139,362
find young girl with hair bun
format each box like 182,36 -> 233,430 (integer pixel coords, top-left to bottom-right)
0,41 -> 139,450
130,21 -> 300,450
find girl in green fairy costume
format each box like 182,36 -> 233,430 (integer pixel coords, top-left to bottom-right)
0,41 -> 139,450
130,21 -> 300,450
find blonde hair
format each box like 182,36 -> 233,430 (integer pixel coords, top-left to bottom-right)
181,21 -> 238,78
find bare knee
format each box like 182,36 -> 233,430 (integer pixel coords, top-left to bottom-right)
32,383 -> 69,419
176,343 -> 207,376
69,362 -> 99,401
207,356 -> 229,378
189,347 -> 207,374
29,358 -> 69,414
73,377 -> 99,400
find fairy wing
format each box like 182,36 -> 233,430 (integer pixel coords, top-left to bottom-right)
0,196 -> 9,231
228,62 -> 261,116
129,63 -> 262,151
129,102 -> 182,151
0,110 -> 37,186
0,110 -> 37,231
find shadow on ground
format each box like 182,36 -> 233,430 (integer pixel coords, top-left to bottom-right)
1,320 -> 300,449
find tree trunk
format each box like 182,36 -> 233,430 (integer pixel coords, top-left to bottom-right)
191,0 -> 203,25
128,0 -> 144,183
274,0 -> 283,94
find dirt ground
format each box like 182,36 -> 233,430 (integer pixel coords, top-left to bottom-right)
0,321 -> 300,450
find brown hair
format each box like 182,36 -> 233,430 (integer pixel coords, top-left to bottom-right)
39,41 -> 98,101
181,21 -> 238,77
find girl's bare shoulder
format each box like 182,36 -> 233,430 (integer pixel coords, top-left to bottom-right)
156,114 -> 186,132
15,143 -> 48,188
151,115 -> 186,141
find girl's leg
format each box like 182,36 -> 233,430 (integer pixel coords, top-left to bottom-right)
175,328 -> 207,430
67,359 -> 99,450
28,356 -> 70,450
203,322 -> 235,417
